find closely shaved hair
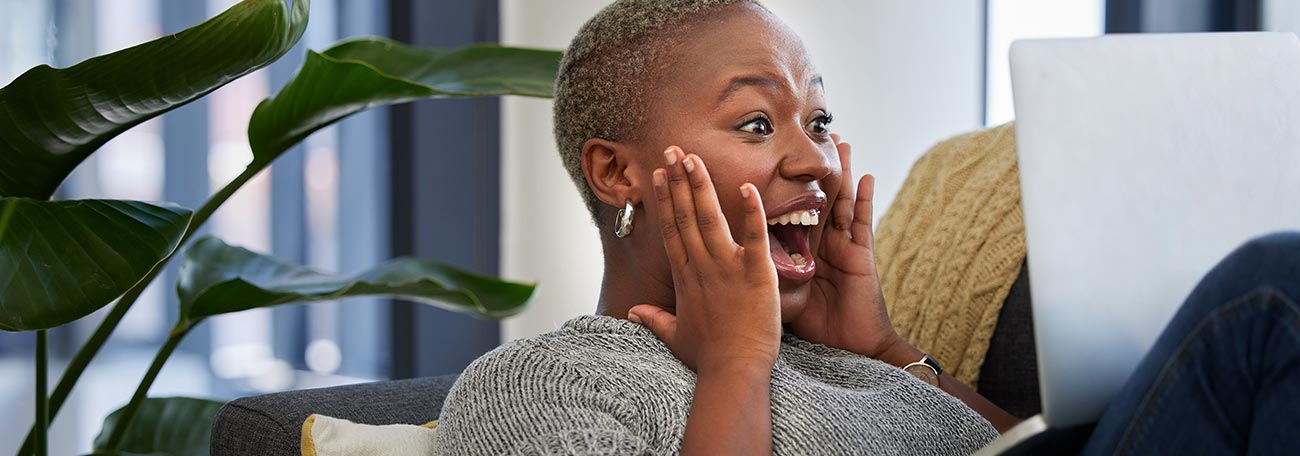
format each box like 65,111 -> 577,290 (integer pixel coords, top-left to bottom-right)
553,0 -> 763,225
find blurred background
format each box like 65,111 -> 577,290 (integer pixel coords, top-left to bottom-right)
0,0 -> 1296,453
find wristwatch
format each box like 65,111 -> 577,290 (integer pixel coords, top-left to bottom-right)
903,354 -> 943,386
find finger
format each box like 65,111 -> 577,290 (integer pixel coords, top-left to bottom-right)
652,168 -> 688,266
850,174 -> 876,246
664,146 -> 709,259
738,183 -> 773,265
682,154 -> 735,256
627,304 -> 678,345
832,140 -> 855,231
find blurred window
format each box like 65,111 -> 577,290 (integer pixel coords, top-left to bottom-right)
984,0 -> 1105,125
0,0 -> 390,453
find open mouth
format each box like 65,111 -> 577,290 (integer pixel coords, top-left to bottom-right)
765,196 -> 823,284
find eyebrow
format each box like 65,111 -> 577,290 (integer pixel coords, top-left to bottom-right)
715,74 -> 825,106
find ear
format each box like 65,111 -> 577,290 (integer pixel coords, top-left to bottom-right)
580,138 -> 641,209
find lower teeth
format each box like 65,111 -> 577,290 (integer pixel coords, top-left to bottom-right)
790,253 -> 806,267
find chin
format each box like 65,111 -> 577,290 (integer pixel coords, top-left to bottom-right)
777,282 -> 811,323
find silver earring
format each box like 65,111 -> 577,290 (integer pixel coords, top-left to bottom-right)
614,199 -> 635,238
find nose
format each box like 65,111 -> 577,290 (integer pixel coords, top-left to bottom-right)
778,134 -> 835,183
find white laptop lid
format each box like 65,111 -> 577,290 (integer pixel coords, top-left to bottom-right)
1010,32 -> 1300,428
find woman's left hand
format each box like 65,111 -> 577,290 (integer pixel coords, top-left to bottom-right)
788,135 -> 911,363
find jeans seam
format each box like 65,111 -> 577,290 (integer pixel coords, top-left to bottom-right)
1112,287 -> 1298,454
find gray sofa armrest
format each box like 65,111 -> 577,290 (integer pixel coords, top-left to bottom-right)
210,374 -> 459,456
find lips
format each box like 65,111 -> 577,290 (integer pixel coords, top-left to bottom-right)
764,192 -> 825,284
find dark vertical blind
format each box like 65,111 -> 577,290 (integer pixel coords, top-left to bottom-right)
1106,0 -> 1260,33
161,0 -> 214,360
388,0 -> 503,379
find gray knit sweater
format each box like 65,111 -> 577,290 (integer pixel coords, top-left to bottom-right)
431,315 -> 998,455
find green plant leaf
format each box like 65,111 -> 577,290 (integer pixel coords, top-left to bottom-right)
0,198 -> 191,331
176,236 -> 535,330
247,37 -> 561,163
91,397 -> 224,456
0,0 -> 309,200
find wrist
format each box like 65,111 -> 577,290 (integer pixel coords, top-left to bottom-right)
696,356 -> 775,379
876,334 -> 923,369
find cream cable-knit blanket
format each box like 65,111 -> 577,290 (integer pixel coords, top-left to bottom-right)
876,123 -> 1026,388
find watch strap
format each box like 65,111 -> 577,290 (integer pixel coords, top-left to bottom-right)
920,354 -> 943,376
904,354 -> 943,377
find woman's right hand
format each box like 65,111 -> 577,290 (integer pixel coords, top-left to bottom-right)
627,146 -> 780,455
627,146 -> 782,373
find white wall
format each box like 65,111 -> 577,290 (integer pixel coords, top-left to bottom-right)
499,0 -> 986,341
1265,0 -> 1300,34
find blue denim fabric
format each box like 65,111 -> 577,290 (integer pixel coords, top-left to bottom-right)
1081,232 -> 1300,455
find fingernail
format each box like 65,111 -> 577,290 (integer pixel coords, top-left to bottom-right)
683,155 -> 696,173
627,312 -> 643,324
664,147 -> 677,165
653,169 -> 666,186
740,184 -> 751,198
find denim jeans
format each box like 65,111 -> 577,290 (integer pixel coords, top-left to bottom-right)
1081,232 -> 1300,455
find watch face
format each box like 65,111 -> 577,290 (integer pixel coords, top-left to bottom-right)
904,364 -> 940,386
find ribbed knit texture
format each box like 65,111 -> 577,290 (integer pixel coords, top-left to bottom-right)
431,315 -> 998,455
875,122 -> 1026,388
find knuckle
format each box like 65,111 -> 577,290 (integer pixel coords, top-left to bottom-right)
667,171 -> 688,185
672,257 -> 693,272
674,212 -> 695,228
646,312 -> 666,327
695,213 -> 718,230
656,189 -> 673,202
689,176 -> 708,192
834,214 -> 852,230
732,247 -> 748,263
659,221 -> 680,239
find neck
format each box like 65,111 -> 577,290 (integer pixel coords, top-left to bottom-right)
595,233 -> 675,320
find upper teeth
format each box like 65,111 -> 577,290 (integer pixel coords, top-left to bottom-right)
767,209 -> 820,226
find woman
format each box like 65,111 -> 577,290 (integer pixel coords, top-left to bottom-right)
431,1 -> 1300,454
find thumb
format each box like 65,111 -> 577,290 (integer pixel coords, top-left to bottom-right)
627,304 -> 677,344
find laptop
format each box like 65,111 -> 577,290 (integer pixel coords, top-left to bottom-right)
978,32 -> 1300,453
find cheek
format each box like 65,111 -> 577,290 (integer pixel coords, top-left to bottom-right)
701,156 -> 773,233
828,167 -> 845,199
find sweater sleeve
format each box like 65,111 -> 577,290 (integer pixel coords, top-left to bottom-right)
430,341 -> 654,455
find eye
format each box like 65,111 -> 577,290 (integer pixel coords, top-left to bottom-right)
739,115 -> 773,136
807,112 -> 833,136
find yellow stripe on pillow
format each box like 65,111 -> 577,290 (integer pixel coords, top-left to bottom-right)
300,415 -> 319,456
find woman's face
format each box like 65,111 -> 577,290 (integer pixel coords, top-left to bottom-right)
631,5 -> 841,320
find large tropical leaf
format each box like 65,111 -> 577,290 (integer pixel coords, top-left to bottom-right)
91,397 -> 224,456
0,0 -> 310,200
175,236 -> 535,330
0,198 -> 191,331
247,37 -> 561,163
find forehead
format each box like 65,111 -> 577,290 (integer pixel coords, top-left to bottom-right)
661,5 -> 818,100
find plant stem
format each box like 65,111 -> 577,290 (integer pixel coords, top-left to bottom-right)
34,330 -> 48,456
16,163 -> 264,456
99,326 -> 188,454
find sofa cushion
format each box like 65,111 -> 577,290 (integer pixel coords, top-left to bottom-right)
210,374 -> 459,456
976,259 -> 1042,418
